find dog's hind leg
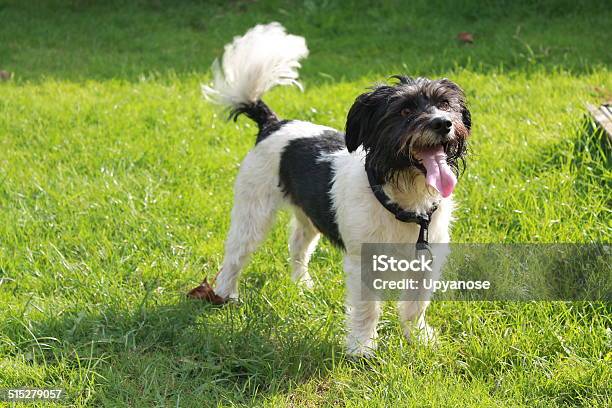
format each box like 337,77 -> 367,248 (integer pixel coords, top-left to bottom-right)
213,195 -> 281,299
288,209 -> 320,288
212,156 -> 283,300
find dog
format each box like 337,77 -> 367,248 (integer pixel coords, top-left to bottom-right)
189,22 -> 471,356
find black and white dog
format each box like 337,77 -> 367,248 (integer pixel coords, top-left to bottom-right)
192,23 -> 471,356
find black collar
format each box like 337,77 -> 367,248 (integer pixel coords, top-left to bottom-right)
366,167 -> 438,248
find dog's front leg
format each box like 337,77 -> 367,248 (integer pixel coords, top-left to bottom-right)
398,300 -> 437,345
344,255 -> 380,357
397,244 -> 448,345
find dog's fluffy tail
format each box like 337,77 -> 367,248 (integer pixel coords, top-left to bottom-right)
202,22 -> 308,132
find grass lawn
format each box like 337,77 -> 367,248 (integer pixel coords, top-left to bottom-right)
0,0 -> 611,406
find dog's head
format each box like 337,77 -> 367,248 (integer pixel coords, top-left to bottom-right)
345,76 -> 471,196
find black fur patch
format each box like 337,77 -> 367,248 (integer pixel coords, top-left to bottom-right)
257,119 -> 291,144
228,99 -> 289,145
279,131 -> 346,248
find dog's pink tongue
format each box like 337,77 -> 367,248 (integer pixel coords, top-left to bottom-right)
417,147 -> 457,197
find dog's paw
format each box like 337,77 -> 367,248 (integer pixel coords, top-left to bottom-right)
296,272 -> 314,289
347,345 -> 376,359
346,338 -> 377,358
404,324 -> 439,346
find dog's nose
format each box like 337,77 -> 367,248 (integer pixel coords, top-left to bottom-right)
431,118 -> 452,135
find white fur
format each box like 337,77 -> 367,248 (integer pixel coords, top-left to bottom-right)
202,22 -> 308,107
204,23 -> 453,357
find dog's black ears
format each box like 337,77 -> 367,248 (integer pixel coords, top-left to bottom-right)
345,93 -> 369,152
462,106 -> 472,131
345,87 -> 390,152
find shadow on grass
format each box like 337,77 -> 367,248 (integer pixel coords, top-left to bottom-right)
0,0 -> 609,82
5,291 -> 344,405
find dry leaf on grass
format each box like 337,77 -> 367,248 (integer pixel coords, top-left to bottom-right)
0,70 -> 13,81
187,279 -> 227,304
457,32 -> 474,44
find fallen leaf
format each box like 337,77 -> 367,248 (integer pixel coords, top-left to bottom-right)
0,70 -> 13,81
457,32 -> 474,44
187,278 -> 227,304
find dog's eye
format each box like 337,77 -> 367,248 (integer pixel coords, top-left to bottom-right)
438,101 -> 451,111
400,108 -> 411,117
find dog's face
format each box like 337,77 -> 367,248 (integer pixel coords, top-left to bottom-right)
345,76 -> 471,185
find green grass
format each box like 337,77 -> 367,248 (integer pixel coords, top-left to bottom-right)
0,0 -> 611,406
